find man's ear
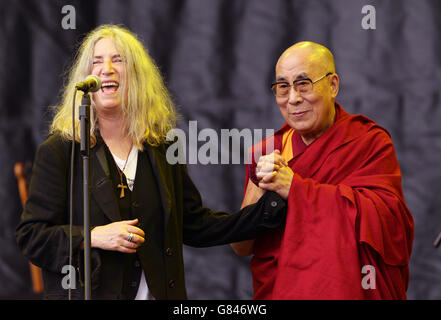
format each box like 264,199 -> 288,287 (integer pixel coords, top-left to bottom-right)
330,73 -> 339,98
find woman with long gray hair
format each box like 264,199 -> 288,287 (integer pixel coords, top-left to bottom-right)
15,24 -> 286,299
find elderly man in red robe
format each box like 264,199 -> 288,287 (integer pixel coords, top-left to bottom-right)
231,41 -> 414,300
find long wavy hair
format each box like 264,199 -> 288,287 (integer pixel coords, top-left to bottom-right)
50,24 -> 177,149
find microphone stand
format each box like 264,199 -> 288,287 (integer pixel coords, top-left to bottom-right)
79,92 -> 91,300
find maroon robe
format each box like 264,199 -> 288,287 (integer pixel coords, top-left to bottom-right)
245,103 -> 414,299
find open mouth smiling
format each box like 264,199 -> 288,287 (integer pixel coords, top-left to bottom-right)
100,80 -> 119,93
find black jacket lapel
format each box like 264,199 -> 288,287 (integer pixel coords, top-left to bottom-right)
90,141 -> 121,222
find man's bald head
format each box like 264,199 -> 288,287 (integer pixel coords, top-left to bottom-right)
273,41 -> 339,145
276,41 -> 335,75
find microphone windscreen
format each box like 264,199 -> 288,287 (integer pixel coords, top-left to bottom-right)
86,75 -> 101,92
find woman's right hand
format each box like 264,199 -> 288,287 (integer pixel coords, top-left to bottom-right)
89,218 -> 145,253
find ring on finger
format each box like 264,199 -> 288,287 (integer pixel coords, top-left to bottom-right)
127,232 -> 134,243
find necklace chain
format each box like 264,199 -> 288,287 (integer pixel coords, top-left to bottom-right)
115,144 -> 133,198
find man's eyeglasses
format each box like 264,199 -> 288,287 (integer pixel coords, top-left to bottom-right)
271,72 -> 333,97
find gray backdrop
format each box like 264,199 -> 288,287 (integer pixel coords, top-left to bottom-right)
1,0 -> 440,299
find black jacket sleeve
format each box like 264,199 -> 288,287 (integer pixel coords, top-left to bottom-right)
181,165 -> 286,247
15,135 -> 84,273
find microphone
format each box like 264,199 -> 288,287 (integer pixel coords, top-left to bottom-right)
75,75 -> 101,92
